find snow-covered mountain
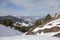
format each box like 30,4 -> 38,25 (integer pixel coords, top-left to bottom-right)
0,15 -> 28,23
18,16 -> 37,26
26,18 -> 60,37
0,15 -> 45,27
0,15 -> 33,27
19,16 -> 36,23
13,22 -> 30,27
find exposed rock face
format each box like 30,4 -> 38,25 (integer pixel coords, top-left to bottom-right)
54,33 -> 60,37
38,26 -> 60,34
26,26 -> 60,35
43,26 -> 60,33
27,13 -> 60,36
26,32 -> 37,35
55,13 -> 60,18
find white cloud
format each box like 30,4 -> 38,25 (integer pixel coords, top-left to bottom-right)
10,0 -> 60,7
9,0 -> 60,12
10,0 -> 34,9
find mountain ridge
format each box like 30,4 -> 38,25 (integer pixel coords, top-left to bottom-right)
26,13 -> 60,37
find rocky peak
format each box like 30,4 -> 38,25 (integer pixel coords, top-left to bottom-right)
55,12 -> 60,18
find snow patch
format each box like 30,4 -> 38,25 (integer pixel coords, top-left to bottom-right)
0,24 -> 22,36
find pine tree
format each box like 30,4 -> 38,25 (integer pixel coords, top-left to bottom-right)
44,14 -> 52,22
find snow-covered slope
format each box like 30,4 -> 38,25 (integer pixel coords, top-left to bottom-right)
0,24 -> 22,36
13,22 -> 30,27
0,20 -> 60,40
26,19 -> 60,37
0,24 -> 60,40
0,35 -> 60,40
33,19 -> 60,31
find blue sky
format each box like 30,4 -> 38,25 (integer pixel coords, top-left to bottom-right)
0,0 -> 60,17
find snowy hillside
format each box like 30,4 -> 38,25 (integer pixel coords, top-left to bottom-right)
0,24 -> 60,40
0,24 -> 22,36
0,35 -> 60,40
33,19 -> 60,31
26,18 -> 60,37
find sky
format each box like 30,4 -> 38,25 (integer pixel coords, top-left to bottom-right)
0,0 -> 60,17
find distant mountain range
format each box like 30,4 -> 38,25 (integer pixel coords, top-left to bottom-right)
0,15 -> 44,27
18,16 -> 37,24
0,15 -> 29,24
0,15 -> 45,26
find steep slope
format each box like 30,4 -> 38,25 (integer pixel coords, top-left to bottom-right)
26,18 -> 60,37
0,24 -> 22,36
55,12 -> 60,18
